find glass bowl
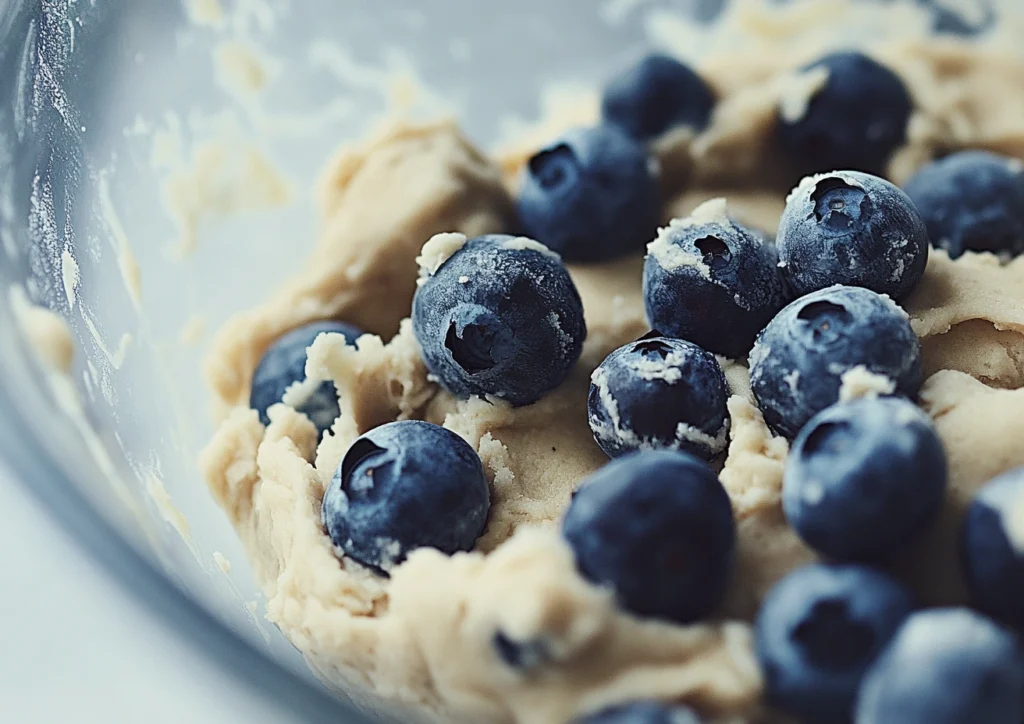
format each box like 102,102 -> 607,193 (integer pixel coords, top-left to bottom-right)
0,0 -> 1012,722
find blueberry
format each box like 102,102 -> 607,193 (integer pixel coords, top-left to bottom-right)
492,631 -> 552,670
749,285 -> 922,439
601,53 -> 716,141
777,171 -> 929,300
755,563 -> 913,724
784,397 -> 947,562
588,336 -> 729,461
412,234 -> 586,407
855,608 -> 1024,724
250,320 -> 362,435
321,420 -> 489,573
962,467 -> 1024,631
517,125 -> 661,262
562,450 -> 735,624
922,0 -> 995,36
904,150 -> 1024,259
574,701 -> 703,724
644,199 -> 790,358
778,52 -> 912,176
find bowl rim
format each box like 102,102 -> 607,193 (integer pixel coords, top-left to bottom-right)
0,364 -> 371,724
0,1 -> 373,721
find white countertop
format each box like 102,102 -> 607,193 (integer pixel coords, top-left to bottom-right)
0,463 -> 306,724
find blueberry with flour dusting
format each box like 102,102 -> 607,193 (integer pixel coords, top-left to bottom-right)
517,125 -> 661,262
777,51 -> 912,176
784,397 -> 947,562
588,336 -> 729,461
601,53 -> 716,141
321,420 -> 489,574
573,701 -> 703,724
777,171 -> 929,300
562,450 -> 735,624
250,320 -> 362,436
643,198 -> 790,359
904,150 -> 1024,259
412,233 -> 586,406
856,608 -> 1024,724
749,285 -> 921,439
756,563 -> 913,724
961,467 -> 1024,631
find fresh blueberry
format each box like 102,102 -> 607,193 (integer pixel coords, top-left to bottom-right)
756,563 -> 913,724
492,631 -> 552,671
855,608 -> 1024,724
601,53 -> 716,141
588,336 -> 729,461
574,701 -> 703,724
644,199 -> 790,358
321,420 -> 489,573
904,150 -> 1024,259
412,234 -> 586,407
778,51 -> 912,176
749,285 -> 922,439
517,125 -> 661,262
562,450 -> 735,624
962,467 -> 1024,631
777,171 -> 929,300
784,397 -> 947,562
922,0 -> 996,36
250,320 -> 362,435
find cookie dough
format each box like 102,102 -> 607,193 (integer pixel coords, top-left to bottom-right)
201,17 -> 1024,724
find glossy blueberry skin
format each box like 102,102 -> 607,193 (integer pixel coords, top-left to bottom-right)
250,321 -> 362,435
517,125 -> 661,262
778,52 -> 912,176
588,337 -> 729,461
904,150 -> 1024,259
784,397 -> 947,562
574,701 -> 702,724
749,285 -> 922,439
562,450 -> 735,624
412,234 -> 586,407
855,608 -> 1024,724
321,420 -> 489,574
756,564 -> 914,724
778,171 -> 929,301
601,53 -> 716,141
962,467 -> 1024,631
644,207 -> 790,359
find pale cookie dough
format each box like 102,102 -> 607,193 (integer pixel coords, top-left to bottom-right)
205,120 -> 515,417
9,287 -> 75,374
202,24 -> 1024,724
499,40 -> 1024,203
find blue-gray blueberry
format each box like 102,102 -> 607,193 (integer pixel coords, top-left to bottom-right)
644,200 -> 789,359
784,396 -> 947,561
602,53 -> 715,141
756,563 -> 913,724
749,285 -> 922,439
562,450 -> 734,624
904,150 -> 1024,259
250,320 -> 362,435
777,171 -> 929,300
321,420 -> 489,574
412,234 -> 586,407
517,126 -> 661,262
588,336 -> 729,461
961,466 -> 1024,631
856,608 -> 1024,724
778,52 -> 912,176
